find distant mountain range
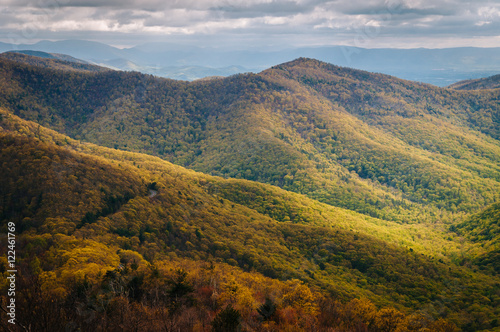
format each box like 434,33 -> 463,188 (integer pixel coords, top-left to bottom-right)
0,50 -> 110,73
1,39 -> 499,85
1,50 -> 89,63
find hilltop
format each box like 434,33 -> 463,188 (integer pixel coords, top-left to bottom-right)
449,74 -> 500,90
0,51 -> 109,73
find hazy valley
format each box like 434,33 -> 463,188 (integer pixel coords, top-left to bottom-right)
2,40 -> 500,85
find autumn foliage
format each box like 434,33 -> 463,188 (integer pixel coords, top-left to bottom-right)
1,55 -> 500,331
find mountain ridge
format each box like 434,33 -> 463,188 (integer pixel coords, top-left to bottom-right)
449,73 -> 500,90
1,54 -> 500,330
1,39 -> 500,85
0,51 -> 110,73
1,55 -> 499,226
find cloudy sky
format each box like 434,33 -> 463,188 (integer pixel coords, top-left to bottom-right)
1,0 -> 500,49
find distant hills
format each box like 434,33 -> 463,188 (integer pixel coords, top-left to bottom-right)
0,39 -> 254,81
1,50 -> 89,63
1,39 -> 499,85
0,51 -> 109,73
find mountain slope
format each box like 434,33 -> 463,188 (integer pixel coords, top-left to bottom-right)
455,202 -> 500,274
1,108 -> 499,331
3,50 -> 89,63
1,56 -> 499,227
0,51 -> 109,73
449,74 -> 500,90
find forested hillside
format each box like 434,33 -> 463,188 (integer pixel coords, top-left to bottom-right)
454,202 -> 500,274
1,55 -> 500,331
0,51 -> 108,73
0,56 -> 499,225
449,74 -> 500,91
1,108 -> 499,331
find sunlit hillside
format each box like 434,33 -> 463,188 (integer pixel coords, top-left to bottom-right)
1,55 -> 500,331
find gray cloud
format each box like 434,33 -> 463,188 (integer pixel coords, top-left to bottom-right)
212,0 -> 328,19
0,0 -> 499,48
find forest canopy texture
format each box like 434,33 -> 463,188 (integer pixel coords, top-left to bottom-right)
0,55 -> 499,331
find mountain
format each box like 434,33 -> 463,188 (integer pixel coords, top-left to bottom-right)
449,74 -> 500,90
1,50 -> 88,63
301,46 -> 500,86
0,106 -> 497,331
27,39 -> 125,62
121,43 -> 500,86
1,40 -> 499,85
0,51 -> 109,73
1,56 -> 500,330
0,40 -> 257,81
1,55 -> 500,225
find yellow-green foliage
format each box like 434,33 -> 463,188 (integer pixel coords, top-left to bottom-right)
1,57 -> 500,226
1,109 -> 499,331
1,54 -> 500,330
455,202 -> 500,274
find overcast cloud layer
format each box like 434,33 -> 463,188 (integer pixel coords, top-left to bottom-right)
1,0 -> 500,48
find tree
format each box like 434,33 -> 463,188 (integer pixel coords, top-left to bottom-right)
211,305 -> 241,332
257,298 -> 276,321
373,308 -> 405,332
282,279 -> 318,315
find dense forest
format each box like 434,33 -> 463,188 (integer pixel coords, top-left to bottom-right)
1,109 -> 498,331
449,74 -> 500,91
0,55 -> 500,331
0,56 -> 499,225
